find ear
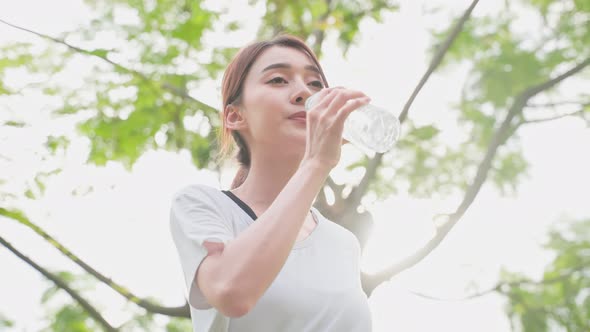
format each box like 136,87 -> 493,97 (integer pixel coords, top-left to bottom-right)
225,104 -> 248,131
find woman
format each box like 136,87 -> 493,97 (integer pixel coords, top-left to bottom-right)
170,34 -> 372,332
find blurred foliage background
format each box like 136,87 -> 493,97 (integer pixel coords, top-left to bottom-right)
0,0 -> 588,331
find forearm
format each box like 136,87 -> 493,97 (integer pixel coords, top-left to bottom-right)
218,160 -> 329,309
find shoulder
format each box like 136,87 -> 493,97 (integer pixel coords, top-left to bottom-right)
169,184 -> 233,230
170,184 -> 230,220
172,184 -> 223,203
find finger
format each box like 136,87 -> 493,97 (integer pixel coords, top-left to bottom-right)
323,90 -> 367,117
308,87 -> 360,110
307,88 -> 339,113
322,97 -> 369,140
335,96 -> 371,123
311,86 -> 344,103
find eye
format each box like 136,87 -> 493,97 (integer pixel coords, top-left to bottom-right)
267,77 -> 288,84
309,80 -> 324,88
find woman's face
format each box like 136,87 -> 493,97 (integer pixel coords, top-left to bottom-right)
233,46 -> 325,157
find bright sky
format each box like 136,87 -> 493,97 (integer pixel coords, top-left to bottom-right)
1,0 -> 589,331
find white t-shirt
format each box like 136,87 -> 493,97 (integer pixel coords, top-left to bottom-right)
169,184 -> 372,332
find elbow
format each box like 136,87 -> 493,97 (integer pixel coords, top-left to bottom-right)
221,301 -> 251,318
217,284 -> 253,318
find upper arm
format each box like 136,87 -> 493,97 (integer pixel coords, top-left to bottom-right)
196,241 -> 251,317
196,241 -> 226,309
169,186 -> 238,312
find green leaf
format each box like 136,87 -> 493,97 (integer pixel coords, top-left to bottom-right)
41,286 -> 60,304
528,0 -> 555,17
48,304 -> 95,332
88,49 -> 110,58
166,317 -> 192,332
54,104 -> 80,115
225,21 -> 241,32
501,218 -> 590,332
34,176 -> 46,196
411,125 -> 440,140
3,121 -> 25,127
24,188 -> 35,199
46,136 -> 70,153
0,44 -> 34,68
0,312 -> 14,330
190,134 -> 214,168
309,0 -> 328,18
345,155 -> 370,171
119,312 -> 157,331
0,81 -> 11,95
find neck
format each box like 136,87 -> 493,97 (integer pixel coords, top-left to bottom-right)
231,150 -> 303,213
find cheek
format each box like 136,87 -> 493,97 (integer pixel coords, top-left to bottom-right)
244,109 -> 283,142
240,88 -> 297,140
244,99 -> 286,128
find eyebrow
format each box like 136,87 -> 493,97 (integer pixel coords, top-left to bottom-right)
261,63 -> 321,74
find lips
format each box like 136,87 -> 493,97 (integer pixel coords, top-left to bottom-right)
289,111 -> 307,119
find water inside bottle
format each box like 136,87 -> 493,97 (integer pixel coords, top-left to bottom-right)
305,93 -> 400,153
344,105 -> 400,153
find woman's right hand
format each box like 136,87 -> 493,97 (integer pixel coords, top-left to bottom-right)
301,87 -> 370,172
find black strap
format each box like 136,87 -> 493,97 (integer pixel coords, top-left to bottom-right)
222,190 -> 258,221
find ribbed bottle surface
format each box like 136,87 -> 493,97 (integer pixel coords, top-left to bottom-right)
305,93 -> 400,153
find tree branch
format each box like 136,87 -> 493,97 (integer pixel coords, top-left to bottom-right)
0,207 -> 190,318
526,100 -> 588,108
310,0 -> 333,58
0,235 -> 117,331
522,108 -> 586,125
361,57 -> 590,296
326,176 -> 345,199
0,18 -> 218,114
313,176 -> 348,222
398,0 -> 480,124
313,184 -> 329,211
348,0 -> 481,215
525,57 -> 590,98
343,153 -> 383,214
409,263 -> 588,302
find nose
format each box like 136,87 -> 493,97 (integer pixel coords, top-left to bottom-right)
290,80 -> 313,106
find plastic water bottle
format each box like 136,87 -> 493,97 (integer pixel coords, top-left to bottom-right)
304,93 -> 401,153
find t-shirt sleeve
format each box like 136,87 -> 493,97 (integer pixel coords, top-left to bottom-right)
169,185 -> 234,310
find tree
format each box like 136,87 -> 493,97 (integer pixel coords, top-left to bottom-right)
0,0 -> 588,330
0,313 -> 14,331
408,217 -> 588,331
501,217 -> 589,332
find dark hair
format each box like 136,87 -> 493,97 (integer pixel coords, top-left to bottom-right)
216,34 -> 329,189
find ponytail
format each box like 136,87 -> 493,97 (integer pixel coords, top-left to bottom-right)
229,131 -> 250,189
231,165 -> 249,189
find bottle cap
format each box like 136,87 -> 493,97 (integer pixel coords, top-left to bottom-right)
304,93 -> 320,111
